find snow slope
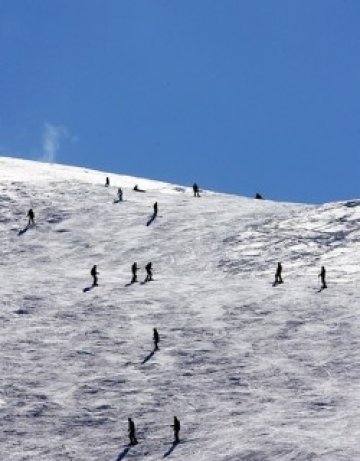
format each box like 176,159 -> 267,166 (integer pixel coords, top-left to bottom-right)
1,156 -> 360,461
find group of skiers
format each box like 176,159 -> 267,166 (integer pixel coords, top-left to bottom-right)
273,262 -> 327,289
127,416 -> 180,446
89,262 -> 154,287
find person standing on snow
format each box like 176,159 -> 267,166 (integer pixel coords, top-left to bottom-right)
274,262 -> 283,285
192,183 -> 200,197
131,262 -> 138,284
128,417 -> 138,446
319,265 -> 327,289
171,416 -> 180,443
27,208 -> 35,226
153,328 -> 160,350
144,262 -> 153,282
91,265 -> 99,287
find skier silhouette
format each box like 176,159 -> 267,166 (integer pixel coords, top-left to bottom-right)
91,265 -> 99,287
117,187 -> 123,202
144,262 -> 153,282
27,208 -> 35,226
255,193 -> 263,199
105,177 -> 110,187
128,417 -> 138,446
274,262 -> 283,285
131,262 -> 138,284
192,183 -> 200,197
133,184 -> 146,192
171,416 -> 180,443
319,265 -> 327,289
153,202 -> 158,217
153,328 -> 159,350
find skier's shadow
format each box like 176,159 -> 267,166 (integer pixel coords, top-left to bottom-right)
83,285 -> 95,293
18,224 -> 30,236
115,446 -> 130,461
146,215 -> 156,227
163,441 -> 179,458
142,349 -> 156,364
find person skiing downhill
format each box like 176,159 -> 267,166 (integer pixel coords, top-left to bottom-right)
274,262 -> 283,285
319,265 -> 327,289
171,416 -> 180,443
144,262 -> 153,282
153,328 -> 159,350
105,177 -> 110,187
192,183 -> 200,197
91,265 -> 99,287
27,208 -> 35,226
131,262 -> 138,284
117,187 -> 123,201
128,418 -> 138,446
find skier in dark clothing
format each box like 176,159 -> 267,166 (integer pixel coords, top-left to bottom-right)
133,184 -> 146,192
319,265 -> 327,289
274,262 -> 283,285
105,177 -> 110,187
131,262 -> 138,284
27,208 -> 35,226
153,328 -> 159,350
192,183 -> 200,197
144,262 -> 153,282
128,418 -> 138,446
91,265 -> 99,287
153,202 -> 158,217
255,193 -> 263,199
117,187 -> 123,201
171,416 -> 180,443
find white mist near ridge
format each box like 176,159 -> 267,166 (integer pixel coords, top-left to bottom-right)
1,156 -> 360,461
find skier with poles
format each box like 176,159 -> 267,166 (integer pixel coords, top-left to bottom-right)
171,416 -> 180,443
274,262 -> 283,286
27,208 -> 35,226
144,262 -> 153,282
131,262 -> 138,284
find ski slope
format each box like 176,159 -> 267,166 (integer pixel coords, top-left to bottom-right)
1,156 -> 360,461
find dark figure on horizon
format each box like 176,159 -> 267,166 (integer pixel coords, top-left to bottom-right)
144,262 -> 153,282
91,265 -> 99,287
274,262 -> 283,285
319,265 -> 327,289
117,187 -> 123,201
27,208 -> 35,226
133,184 -> 146,193
105,176 -> 110,187
153,328 -> 159,350
255,192 -> 263,199
171,416 -> 180,443
131,262 -> 138,284
192,183 -> 200,197
128,418 -> 138,446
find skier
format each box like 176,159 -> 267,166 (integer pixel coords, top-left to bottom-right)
319,265 -> 327,289
153,328 -> 159,350
133,184 -> 146,192
91,265 -> 99,287
128,417 -> 138,446
171,416 -> 180,443
105,177 -> 110,187
117,187 -> 123,202
274,262 -> 283,285
27,208 -> 35,226
153,202 -> 158,217
255,192 -> 263,199
144,262 -> 153,282
131,262 -> 138,284
192,183 -> 200,197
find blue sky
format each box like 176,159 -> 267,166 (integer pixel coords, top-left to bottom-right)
1,1 -> 359,203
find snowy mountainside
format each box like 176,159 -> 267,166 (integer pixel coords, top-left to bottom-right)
1,156 -> 360,461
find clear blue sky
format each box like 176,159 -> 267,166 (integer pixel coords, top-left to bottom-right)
1,0 -> 359,203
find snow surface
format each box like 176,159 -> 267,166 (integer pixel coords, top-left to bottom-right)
1,156 -> 360,460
